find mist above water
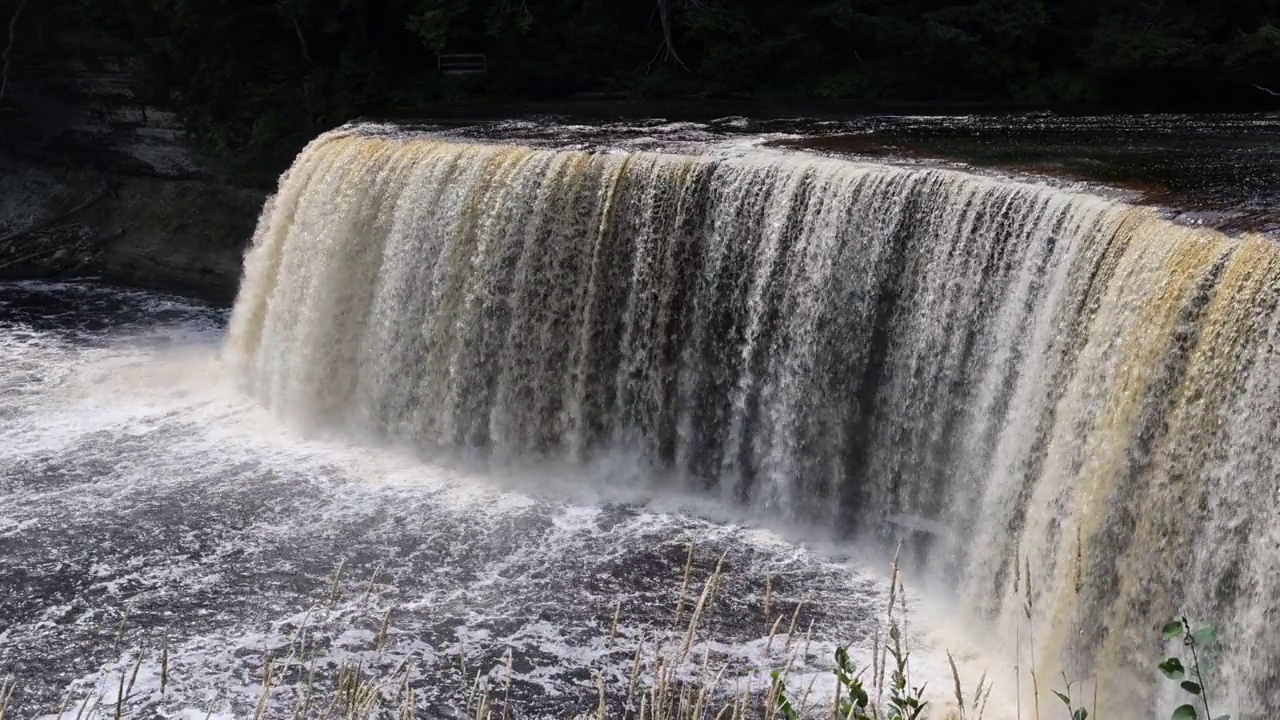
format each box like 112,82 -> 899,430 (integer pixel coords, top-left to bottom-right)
227,125 -> 1280,716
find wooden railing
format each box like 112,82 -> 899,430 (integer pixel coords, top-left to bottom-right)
438,53 -> 487,76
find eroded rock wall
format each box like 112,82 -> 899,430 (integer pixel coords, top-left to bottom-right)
0,30 -> 264,302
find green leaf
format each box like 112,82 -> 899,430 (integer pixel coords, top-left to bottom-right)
1163,621 -> 1185,639
1054,690 -> 1071,706
1074,709 -> 1089,720
1159,657 -> 1186,680
1192,625 -> 1216,647
852,684 -> 869,708
1180,681 -> 1202,695
1171,704 -> 1198,720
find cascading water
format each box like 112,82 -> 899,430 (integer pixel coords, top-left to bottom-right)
225,126 -> 1280,716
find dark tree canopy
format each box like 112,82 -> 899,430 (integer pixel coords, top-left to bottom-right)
9,0 -> 1280,172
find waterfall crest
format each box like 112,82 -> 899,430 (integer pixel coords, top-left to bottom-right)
225,128 -> 1280,714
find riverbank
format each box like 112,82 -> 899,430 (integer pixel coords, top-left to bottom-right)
0,156 -> 262,303
0,30 -> 264,303
4,107 -> 1277,303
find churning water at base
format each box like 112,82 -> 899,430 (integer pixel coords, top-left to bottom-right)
225,125 -> 1280,716
2,282 -> 985,719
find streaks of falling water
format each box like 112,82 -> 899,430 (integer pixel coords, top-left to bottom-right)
225,127 -> 1280,716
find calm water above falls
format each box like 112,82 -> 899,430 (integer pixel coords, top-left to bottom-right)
4,117 -> 1280,718
438,112 -> 1280,235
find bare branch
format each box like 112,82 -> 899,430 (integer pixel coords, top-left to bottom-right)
645,0 -> 688,74
1256,84 -> 1280,97
1,0 -> 28,100
289,15 -> 315,67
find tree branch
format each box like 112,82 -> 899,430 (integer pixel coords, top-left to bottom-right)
646,0 -> 688,73
0,187 -> 110,247
290,15 -> 315,68
1,0 -> 28,101
1255,84 -> 1280,97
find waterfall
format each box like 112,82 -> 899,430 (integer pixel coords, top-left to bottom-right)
225,126 -> 1280,715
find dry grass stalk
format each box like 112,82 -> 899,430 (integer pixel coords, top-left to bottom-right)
797,672 -> 818,716
764,575 -> 774,620
1024,557 -> 1040,720
765,615 -> 785,657
251,654 -> 275,720
160,637 -> 171,695
294,647 -> 320,719
115,605 -> 131,648
898,575 -> 910,694
692,664 -> 729,719
472,679 -> 491,720
676,542 -> 696,624
127,651 -> 143,697
35,551 -> 1023,720
113,662 -> 127,720
0,677 -> 15,720
464,668 -> 482,717
629,641 -> 644,707
375,608 -> 393,651
969,670 -> 987,719
594,670 -> 607,720
782,602 -> 803,658
362,563 -> 384,606
1074,528 -> 1083,595
111,649 -> 144,720
398,669 -> 416,720
678,552 -> 726,665
830,676 -> 840,720
72,686 -> 94,720
54,691 -> 73,719
328,559 -> 347,608
1013,547 -> 1022,720
947,650 -> 965,719
610,600 -> 624,644
871,624 -> 883,715
502,648 -> 514,720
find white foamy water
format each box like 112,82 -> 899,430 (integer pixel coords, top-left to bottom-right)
226,125 -> 1280,718
7,119 -> 1279,718
0,282 -> 1008,718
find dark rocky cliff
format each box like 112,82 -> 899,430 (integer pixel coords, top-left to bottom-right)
0,31 -> 265,303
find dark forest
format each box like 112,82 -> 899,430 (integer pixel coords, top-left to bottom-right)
10,0 -> 1280,167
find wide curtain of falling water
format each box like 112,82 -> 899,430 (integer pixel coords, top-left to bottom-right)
225,128 -> 1280,716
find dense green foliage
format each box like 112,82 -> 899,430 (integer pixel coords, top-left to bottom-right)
24,0 -> 1280,170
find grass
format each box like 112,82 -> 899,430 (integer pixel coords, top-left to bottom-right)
0,545 -> 1233,720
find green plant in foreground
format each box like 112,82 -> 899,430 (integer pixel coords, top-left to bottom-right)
1051,674 -> 1089,720
774,635 -> 928,720
884,621 -> 928,720
773,545 -> 932,720
770,670 -> 800,720
832,646 -> 872,719
1158,617 -> 1229,720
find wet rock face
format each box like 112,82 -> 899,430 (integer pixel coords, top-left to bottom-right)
2,31 -> 202,179
0,159 -> 262,302
0,32 -> 264,303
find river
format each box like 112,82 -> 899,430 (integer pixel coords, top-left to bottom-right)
2,113 -> 1278,719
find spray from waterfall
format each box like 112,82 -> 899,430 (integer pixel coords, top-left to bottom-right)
225,126 -> 1280,716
